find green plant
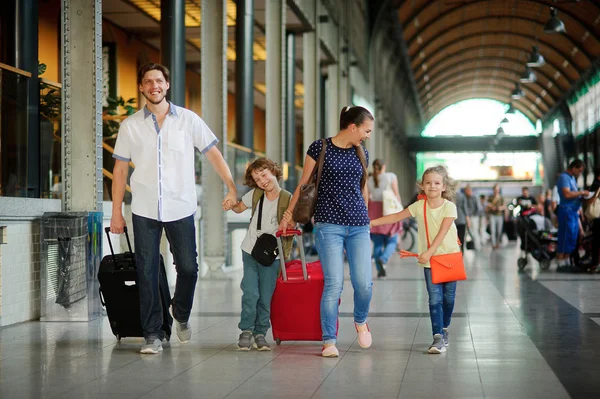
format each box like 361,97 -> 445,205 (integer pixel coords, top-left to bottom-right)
103,96 -> 137,137
38,62 -> 61,121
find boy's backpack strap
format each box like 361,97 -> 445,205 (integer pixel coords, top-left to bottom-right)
251,188 -> 264,218
277,190 -> 292,223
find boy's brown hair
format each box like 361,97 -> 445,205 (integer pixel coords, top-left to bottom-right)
244,157 -> 283,188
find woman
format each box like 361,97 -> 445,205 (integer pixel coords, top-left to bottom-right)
280,106 -> 374,358
486,184 -> 506,249
367,159 -> 402,278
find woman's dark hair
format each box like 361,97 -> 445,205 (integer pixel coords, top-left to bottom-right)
372,159 -> 385,188
568,159 -> 584,169
339,106 -> 374,130
137,63 -> 171,85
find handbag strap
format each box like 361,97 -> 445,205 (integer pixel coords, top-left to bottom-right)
314,139 -> 327,192
256,194 -> 265,232
423,200 -> 432,249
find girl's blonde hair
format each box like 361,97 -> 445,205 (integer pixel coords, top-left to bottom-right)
418,165 -> 458,202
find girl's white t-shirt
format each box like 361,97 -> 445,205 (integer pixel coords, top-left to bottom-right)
240,189 -> 281,255
368,172 -> 397,202
407,199 -> 460,268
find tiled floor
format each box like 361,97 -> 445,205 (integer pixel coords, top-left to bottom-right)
1,241 -> 599,398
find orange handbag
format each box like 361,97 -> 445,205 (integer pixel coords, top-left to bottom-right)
399,200 -> 467,284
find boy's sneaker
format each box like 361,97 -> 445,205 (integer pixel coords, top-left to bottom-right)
238,330 -> 252,351
428,334 -> 446,354
140,337 -> 163,354
442,328 -> 449,347
252,334 -> 271,351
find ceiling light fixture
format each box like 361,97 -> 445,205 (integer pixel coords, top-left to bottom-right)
511,83 -> 525,99
526,45 -> 545,67
544,7 -> 566,34
506,103 -> 516,114
520,67 -> 537,83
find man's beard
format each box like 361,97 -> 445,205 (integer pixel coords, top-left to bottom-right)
142,91 -> 166,105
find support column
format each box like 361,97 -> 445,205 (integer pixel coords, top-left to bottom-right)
326,65 -> 339,137
62,0 -> 103,212
265,0 -> 285,164
302,0 -> 318,154
338,39 -> 350,110
285,32 -> 297,191
201,0 -> 228,277
235,0 -> 254,149
160,0 -> 185,106
16,0 -> 39,198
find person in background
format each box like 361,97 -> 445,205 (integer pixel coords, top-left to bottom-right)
464,185 -> 481,250
514,186 -> 537,214
586,167 -> 600,271
487,184 -> 506,249
455,187 -> 468,253
555,159 -> 588,272
478,194 -> 489,245
368,159 -> 402,278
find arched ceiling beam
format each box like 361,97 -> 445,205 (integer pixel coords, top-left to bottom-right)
421,65 -> 557,106
417,56 -> 562,99
425,90 -> 539,123
413,31 -> 586,77
416,38 -> 578,84
423,72 -> 555,108
415,46 -> 569,91
426,81 -> 548,116
408,15 -> 593,64
402,0 -> 600,44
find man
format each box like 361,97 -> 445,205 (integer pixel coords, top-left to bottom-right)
455,188 -> 468,253
464,185 -> 482,250
110,63 -> 237,354
587,167 -> 600,270
515,186 -> 537,214
555,159 -> 588,272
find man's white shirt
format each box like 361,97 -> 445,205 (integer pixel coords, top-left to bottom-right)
113,103 -> 218,222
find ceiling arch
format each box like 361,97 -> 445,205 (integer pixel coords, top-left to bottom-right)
395,0 -> 600,127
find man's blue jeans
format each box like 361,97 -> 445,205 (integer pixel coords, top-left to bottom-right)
423,267 -> 457,336
315,223 -> 372,344
132,213 -> 198,339
371,233 -> 398,273
239,251 -> 280,335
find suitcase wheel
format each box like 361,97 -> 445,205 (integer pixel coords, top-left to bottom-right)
275,338 -> 281,345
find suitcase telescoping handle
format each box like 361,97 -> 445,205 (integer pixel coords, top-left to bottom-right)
275,229 -> 307,281
104,226 -> 134,264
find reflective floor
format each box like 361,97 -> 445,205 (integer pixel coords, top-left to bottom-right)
2,242 -> 599,399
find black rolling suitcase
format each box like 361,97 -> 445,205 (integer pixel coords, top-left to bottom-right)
98,227 -> 172,341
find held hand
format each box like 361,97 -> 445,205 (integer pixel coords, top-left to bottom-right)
110,214 -> 126,234
581,190 -> 590,197
222,191 -> 237,211
279,219 -> 290,234
417,249 -> 433,265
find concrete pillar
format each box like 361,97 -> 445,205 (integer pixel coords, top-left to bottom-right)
285,32 -> 297,192
235,0 -> 254,149
201,0 -> 228,277
61,0 -> 103,212
160,0 -> 186,106
302,0 -> 319,154
265,0 -> 286,164
326,65 -> 339,137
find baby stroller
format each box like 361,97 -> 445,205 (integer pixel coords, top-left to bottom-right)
516,210 -> 557,271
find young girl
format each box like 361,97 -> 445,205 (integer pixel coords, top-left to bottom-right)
371,165 -> 459,354
230,158 -> 293,351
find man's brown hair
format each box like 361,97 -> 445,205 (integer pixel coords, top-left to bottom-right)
244,158 -> 283,188
137,63 -> 171,85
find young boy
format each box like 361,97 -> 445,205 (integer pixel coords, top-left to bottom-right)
229,158 -> 294,350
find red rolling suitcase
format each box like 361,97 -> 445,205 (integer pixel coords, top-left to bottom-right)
271,229 -> 336,345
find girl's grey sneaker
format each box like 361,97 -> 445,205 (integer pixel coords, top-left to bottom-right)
238,331 -> 252,351
428,334 -> 446,354
442,328 -> 449,347
252,334 -> 271,351
140,337 -> 163,354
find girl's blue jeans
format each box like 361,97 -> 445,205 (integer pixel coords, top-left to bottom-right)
423,267 -> 457,336
315,223 -> 372,344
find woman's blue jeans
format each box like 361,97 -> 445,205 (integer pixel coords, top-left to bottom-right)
423,267 -> 457,336
238,251 -> 280,336
132,213 -> 198,340
371,233 -> 398,273
315,223 -> 372,344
